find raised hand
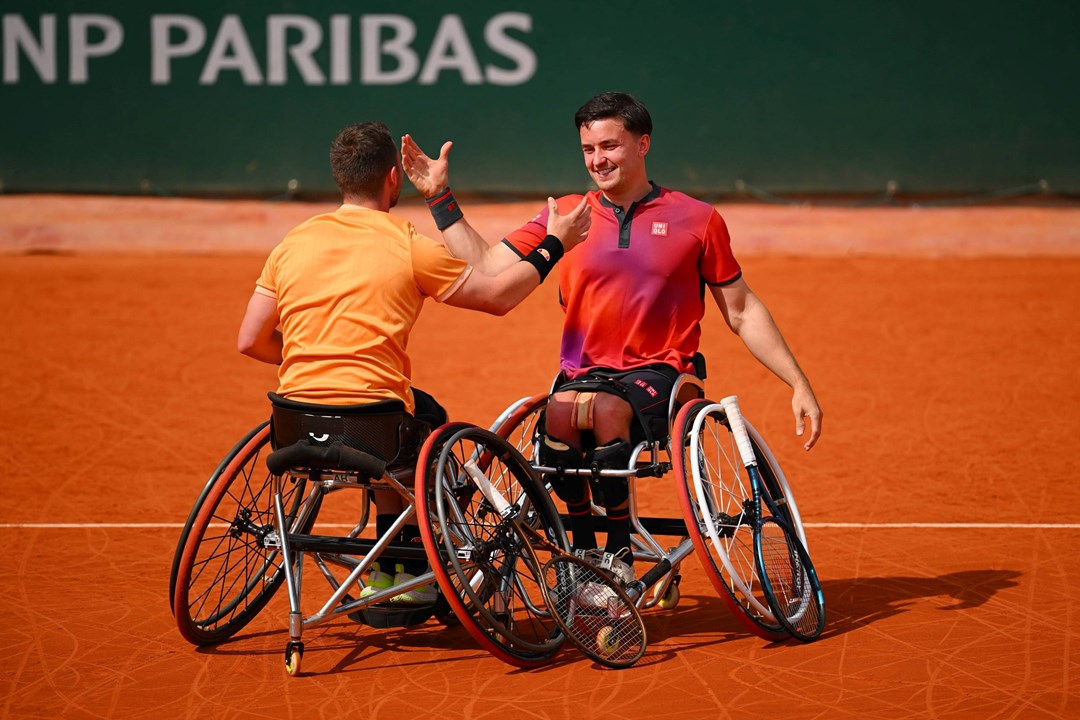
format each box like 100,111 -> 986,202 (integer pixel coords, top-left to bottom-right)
545,196 -> 591,252
401,134 -> 452,198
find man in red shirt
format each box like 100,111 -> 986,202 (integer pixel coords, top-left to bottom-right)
402,92 -> 822,572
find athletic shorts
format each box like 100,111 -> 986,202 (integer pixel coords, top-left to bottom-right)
411,387 -> 448,430
552,364 -> 682,443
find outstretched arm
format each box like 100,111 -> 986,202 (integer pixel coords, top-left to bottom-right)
444,196 -> 591,315
401,133 -> 518,274
711,278 -> 822,450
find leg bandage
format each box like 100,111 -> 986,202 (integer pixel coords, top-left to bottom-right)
571,392 -> 597,430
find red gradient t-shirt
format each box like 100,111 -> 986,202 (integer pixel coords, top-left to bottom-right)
503,183 -> 741,376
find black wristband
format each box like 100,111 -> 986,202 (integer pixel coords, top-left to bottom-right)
522,235 -> 565,283
425,187 -> 464,230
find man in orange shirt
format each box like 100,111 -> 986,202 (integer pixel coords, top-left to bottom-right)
238,121 -> 590,602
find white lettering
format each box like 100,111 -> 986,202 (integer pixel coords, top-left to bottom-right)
361,15 -> 418,84
3,14 -> 56,83
484,12 -> 536,85
4,12 -> 536,87
151,15 -> 205,85
268,15 -> 324,85
419,15 -> 481,85
69,15 -> 123,84
330,15 -> 350,84
200,15 -> 262,85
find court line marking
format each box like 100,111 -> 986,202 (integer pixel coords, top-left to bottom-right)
1,522 -> 1078,530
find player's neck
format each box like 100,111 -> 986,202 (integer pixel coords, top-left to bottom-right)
601,179 -> 653,209
340,194 -> 388,212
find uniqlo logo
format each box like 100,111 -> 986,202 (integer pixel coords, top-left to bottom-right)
634,379 -> 658,397
651,222 -> 668,236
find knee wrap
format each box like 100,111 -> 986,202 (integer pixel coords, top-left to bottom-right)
539,434 -> 582,470
550,475 -> 588,505
585,439 -> 631,508
592,475 -> 629,509
540,435 -> 587,504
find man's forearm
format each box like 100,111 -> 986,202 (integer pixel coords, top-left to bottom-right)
736,303 -> 810,390
441,220 -> 523,276
439,219 -> 490,267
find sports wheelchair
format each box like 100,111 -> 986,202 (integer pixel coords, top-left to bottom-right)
469,372 -> 824,653
169,391 -> 573,674
170,374 -> 821,674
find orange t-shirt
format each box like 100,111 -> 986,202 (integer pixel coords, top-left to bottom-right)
255,206 -> 470,412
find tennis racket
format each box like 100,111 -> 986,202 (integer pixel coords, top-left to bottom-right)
719,396 -> 825,642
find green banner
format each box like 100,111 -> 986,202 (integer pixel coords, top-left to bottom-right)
2,1 -> 1077,196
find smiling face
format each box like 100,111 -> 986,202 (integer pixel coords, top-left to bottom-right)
579,117 -> 651,206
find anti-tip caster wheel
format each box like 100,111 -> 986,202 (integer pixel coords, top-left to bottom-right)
285,641 -> 304,676
655,576 -> 681,610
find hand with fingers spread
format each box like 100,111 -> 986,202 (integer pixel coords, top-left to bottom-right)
544,196 -> 591,253
401,134 -> 451,198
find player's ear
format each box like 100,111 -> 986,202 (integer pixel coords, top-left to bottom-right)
638,133 -> 650,157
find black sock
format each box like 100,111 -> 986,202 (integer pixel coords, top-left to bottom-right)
399,524 -> 425,576
375,514 -> 397,573
604,511 -> 633,565
566,500 -> 596,552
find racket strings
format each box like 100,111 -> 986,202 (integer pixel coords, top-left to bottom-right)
759,520 -> 819,633
542,557 -> 645,666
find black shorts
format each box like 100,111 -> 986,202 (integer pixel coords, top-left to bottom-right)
411,387 -> 448,430
552,364 -> 681,443
363,387 -> 447,470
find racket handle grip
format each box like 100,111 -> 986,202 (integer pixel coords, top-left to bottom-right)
720,396 -> 757,468
463,460 -> 512,516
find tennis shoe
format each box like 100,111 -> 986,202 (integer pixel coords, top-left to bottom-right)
577,548 -> 636,587
358,562 -> 394,599
389,564 -> 438,605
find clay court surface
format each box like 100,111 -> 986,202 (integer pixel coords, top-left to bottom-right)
2,195 -> 1079,718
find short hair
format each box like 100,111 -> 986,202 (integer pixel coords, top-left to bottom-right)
574,92 -> 653,137
329,121 -> 398,198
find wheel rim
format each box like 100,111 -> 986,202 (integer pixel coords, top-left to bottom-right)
173,425 -> 317,644
417,423 -> 564,666
674,401 -> 787,639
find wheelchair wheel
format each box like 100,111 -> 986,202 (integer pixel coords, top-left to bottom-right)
171,422 -> 321,645
416,422 -> 567,667
490,393 -> 548,461
673,400 -> 788,640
